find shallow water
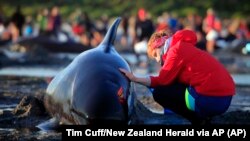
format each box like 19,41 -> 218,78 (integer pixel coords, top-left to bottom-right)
0,53 -> 250,85
0,104 -> 17,111
0,67 -> 61,77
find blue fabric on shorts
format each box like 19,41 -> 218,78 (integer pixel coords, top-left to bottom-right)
186,86 -> 232,118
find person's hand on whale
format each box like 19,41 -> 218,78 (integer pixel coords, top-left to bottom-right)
119,68 -> 136,81
119,68 -> 151,86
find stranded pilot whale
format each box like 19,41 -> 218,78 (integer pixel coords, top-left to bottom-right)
38,17 -> 135,129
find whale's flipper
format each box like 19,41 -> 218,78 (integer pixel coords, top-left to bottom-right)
99,17 -> 121,53
36,118 -> 60,131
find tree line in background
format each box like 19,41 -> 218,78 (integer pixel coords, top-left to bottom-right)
0,0 -> 249,20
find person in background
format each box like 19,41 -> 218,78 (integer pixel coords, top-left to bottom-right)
10,5 -> 25,36
37,8 -> 49,34
23,16 -> 33,37
202,8 -> 221,53
134,8 -> 155,67
135,8 -> 154,42
120,29 -> 235,125
47,6 -> 61,33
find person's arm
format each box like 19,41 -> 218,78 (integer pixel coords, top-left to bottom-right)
119,68 -> 151,86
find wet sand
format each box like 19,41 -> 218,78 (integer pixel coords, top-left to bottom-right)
0,75 -> 250,140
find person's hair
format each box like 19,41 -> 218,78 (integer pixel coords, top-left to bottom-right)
147,30 -> 172,59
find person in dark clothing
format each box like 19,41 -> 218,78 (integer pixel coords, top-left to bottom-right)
11,5 -> 25,36
135,8 -> 154,42
47,6 -> 61,33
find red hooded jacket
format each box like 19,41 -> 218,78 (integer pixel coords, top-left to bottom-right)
150,30 -> 235,96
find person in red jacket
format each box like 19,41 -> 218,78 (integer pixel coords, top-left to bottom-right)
120,29 -> 235,125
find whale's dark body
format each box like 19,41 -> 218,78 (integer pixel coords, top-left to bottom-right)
42,18 -> 135,125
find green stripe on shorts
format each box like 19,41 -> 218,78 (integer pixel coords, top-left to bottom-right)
185,88 -> 195,111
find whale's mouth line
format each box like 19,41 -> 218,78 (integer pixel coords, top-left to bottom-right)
70,108 -> 88,119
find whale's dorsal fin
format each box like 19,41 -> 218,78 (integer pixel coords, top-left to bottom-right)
99,17 -> 121,53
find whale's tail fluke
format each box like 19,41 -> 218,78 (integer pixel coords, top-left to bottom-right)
99,17 -> 121,53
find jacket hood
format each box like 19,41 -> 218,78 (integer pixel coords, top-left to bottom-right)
171,29 -> 197,46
